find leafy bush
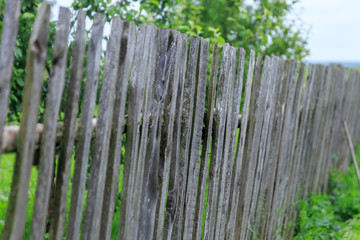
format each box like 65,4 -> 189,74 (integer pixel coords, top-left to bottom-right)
294,144 -> 360,239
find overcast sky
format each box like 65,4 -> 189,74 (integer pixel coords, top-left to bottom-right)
52,0 -> 360,62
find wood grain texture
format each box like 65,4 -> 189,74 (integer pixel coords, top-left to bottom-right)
152,30 -> 186,240
234,53 -> 263,240
66,13 -> 106,240
129,24 -> 159,240
203,43 -> 232,240
30,7 -> 71,240
214,46 -> 240,240
226,50 -> 256,240
0,0 -> 21,158
162,33 -> 188,240
1,3 -> 51,240
118,23 -> 149,240
100,20 -> 136,240
182,37 -> 209,240
171,36 -> 200,240
49,10 -> 87,240
81,16 -> 122,240
193,42 -> 219,240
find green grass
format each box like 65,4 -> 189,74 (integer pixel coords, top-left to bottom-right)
0,153 -> 37,238
0,146 -> 124,239
294,142 -> 360,239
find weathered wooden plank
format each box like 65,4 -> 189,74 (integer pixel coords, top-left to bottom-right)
0,0 -> 21,159
162,33 -> 188,240
282,63 -> 306,238
171,36 -> 200,240
226,50 -> 256,240
118,23 -> 149,240
302,65 -> 325,196
203,43 -> 232,240
182,37 -> 209,240
233,53 -> 263,240
193,42 -> 219,240
29,7 -> 71,240
137,27 -> 177,240
1,3 -> 51,240
270,61 -> 300,237
100,20 -> 136,240
257,57 -> 285,240
214,46 -> 240,240
128,24 -> 159,240
81,16 -> 122,240
66,13 -> 106,240
249,57 -> 283,239
49,10 -> 87,240
152,30 -> 186,240
238,56 -> 272,240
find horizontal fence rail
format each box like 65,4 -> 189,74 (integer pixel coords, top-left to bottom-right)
1,1 -> 360,240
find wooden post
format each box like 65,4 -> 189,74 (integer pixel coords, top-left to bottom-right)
343,120 -> 360,186
0,0 -> 21,159
1,2 -> 51,240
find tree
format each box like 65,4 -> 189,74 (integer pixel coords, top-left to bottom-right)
72,0 -> 309,59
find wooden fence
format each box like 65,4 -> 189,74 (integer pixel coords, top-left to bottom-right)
1,1 -> 360,240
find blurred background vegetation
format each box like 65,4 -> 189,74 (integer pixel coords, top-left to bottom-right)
0,0 -> 309,123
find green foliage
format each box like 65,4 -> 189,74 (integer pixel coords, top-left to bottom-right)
1,0 -> 309,124
72,0 -> 309,58
0,1 -> 56,124
294,143 -> 360,239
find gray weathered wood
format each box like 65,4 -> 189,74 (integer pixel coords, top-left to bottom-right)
100,20 -> 136,240
193,42 -> 219,240
66,13 -> 106,240
203,43 -> 232,240
118,23 -> 149,240
30,7 -> 71,240
233,53 -> 263,240
238,56 -> 272,240
214,46 -> 240,240
248,57 -> 284,239
171,36 -> 200,240
152,30 -> 186,240
129,24 -> 159,240
81,16 -> 122,240
0,0 -> 21,159
162,33 -> 188,240
182,37 -> 209,240
49,10 -> 87,240
1,3 -> 51,240
226,50 -> 256,240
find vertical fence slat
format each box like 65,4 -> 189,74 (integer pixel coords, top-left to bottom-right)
162,33 -> 188,240
152,30 -> 186,240
238,56 -> 273,240
30,7 -> 71,240
137,27 -> 177,239
182,37 -> 209,240
0,0 -> 21,158
226,50 -> 256,240
81,16 -> 122,240
233,53 -> 263,240
49,10 -> 87,240
1,3 -> 51,240
193,42 -> 219,240
66,13 -> 106,240
100,20 -> 136,240
250,57 -> 283,239
129,24 -> 159,239
171,36 -> 200,240
118,23 -> 147,240
203,43 -> 232,240
214,46 -> 238,240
